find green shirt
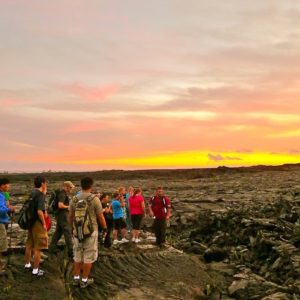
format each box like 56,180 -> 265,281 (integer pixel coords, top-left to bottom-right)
4,192 -> 10,201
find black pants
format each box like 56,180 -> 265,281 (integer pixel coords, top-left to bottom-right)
50,212 -> 73,253
100,217 -> 113,248
153,219 -> 167,245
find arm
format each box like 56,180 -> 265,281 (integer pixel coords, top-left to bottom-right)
165,197 -> 171,219
148,197 -> 154,217
141,200 -> 145,215
58,192 -> 69,210
166,208 -> 171,220
94,197 -> 107,230
120,199 -> 126,207
0,195 -> 12,214
0,201 -> 10,214
37,210 -> 46,230
97,213 -> 107,230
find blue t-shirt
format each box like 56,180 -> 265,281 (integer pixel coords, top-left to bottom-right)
112,199 -> 124,219
0,192 -> 10,224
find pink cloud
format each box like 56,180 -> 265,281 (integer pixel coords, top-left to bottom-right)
0,98 -> 30,107
61,83 -> 119,102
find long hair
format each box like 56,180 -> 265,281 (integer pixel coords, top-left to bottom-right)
133,188 -> 141,198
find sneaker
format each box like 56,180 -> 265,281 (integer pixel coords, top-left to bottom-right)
113,239 -> 120,245
132,238 -> 136,242
80,278 -> 94,289
135,238 -> 141,243
32,269 -> 45,277
120,238 -> 129,244
24,264 -> 32,271
72,277 -> 80,287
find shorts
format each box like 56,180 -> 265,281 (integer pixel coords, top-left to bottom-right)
0,224 -> 8,253
131,214 -> 143,230
113,218 -> 127,230
73,231 -> 98,264
26,220 -> 49,251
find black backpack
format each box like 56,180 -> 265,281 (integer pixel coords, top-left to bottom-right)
48,189 -> 60,213
17,194 -> 38,230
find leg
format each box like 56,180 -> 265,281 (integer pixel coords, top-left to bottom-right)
82,263 -> 92,279
61,217 -> 73,255
160,220 -> 167,244
0,224 -> 8,268
154,219 -> 163,245
25,229 -> 33,265
112,229 -> 118,240
121,228 -> 127,238
73,262 -> 82,277
50,219 -> 63,251
33,249 -> 41,269
25,245 -> 33,264
126,207 -> 132,231
104,223 -> 112,248
153,219 -> 160,244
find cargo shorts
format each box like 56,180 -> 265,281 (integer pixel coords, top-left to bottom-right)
73,231 -> 98,264
0,224 -> 8,253
26,220 -> 49,250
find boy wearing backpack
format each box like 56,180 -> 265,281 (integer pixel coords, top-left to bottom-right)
149,187 -> 171,248
24,176 -> 48,277
0,178 -> 16,273
49,181 -> 75,258
69,177 -> 107,288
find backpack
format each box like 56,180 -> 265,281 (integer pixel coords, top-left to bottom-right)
48,189 -> 61,214
72,195 -> 95,242
17,194 -> 38,230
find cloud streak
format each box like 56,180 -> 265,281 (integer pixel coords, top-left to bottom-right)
1,1 -> 300,170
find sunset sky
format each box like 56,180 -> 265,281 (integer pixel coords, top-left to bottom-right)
1,1 -> 300,171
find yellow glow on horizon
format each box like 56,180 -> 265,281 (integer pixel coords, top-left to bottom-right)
67,150 -> 300,168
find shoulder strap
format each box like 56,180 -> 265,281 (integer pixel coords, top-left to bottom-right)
86,194 -> 96,204
161,197 -> 167,208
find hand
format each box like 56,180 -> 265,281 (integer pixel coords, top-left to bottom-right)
166,215 -> 171,220
9,205 -> 16,213
43,224 -> 47,231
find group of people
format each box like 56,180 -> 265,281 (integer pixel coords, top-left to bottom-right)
0,176 -> 171,288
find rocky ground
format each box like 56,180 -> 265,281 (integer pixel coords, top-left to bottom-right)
1,165 -> 300,299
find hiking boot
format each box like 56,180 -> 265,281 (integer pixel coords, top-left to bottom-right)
159,243 -> 167,249
120,238 -> 129,244
32,269 -> 45,277
80,278 -> 94,289
72,277 -> 80,287
41,253 -> 48,260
